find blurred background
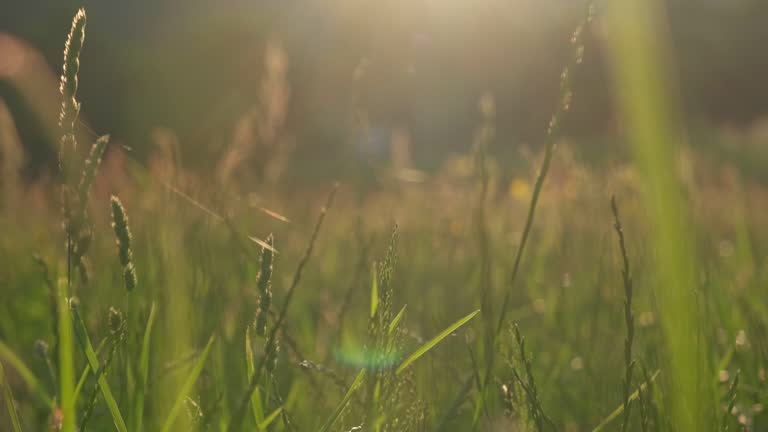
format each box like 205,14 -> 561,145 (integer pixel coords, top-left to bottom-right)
2,0 -> 767,189
3,2 -> 768,430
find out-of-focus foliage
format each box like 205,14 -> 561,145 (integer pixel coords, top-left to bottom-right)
1,0 -> 767,179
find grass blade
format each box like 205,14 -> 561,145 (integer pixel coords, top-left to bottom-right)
1,360 -> 23,432
592,369 -> 661,432
229,183 -> 338,432
370,263 -> 379,319
258,405 -> 283,430
605,0 -> 712,428
396,309 -> 480,375
59,283 -> 76,432
159,334 -> 215,432
244,327 -> 265,427
133,302 -> 156,432
73,337 -> 107,404
0,341 -> 52,408
388,304 -> 407,335
70,306 -> 128,432
318,369 -> 366,432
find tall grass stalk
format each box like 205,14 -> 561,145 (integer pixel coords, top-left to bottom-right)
721,370 -> 739,431
473,96 -> 496,425
495,2 -> 595,336
605,0 -> 714,428
636,361 -> 658,432
33,255 -> 59,371
479,3 -> 595,422
255,234 -> 275,336
611,196 -> 636,432
159,335 -> 216,432
70,303 -> 128,432
510,323 -> 550,432
57,8 -> 87,311
473,96 -> 493,340
110,196 -> 137,292
58,8 -> 86,182
58,279 -> 76,432
228,183 -> 339,431
132,302 -> 156,432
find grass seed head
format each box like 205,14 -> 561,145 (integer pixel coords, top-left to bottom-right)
58,8 -> 86,181
265,335 -> 280,374
255,234 -> 275,336
110,195 -> 137,292
77,135 -> 110,204
59,8 -> 86,132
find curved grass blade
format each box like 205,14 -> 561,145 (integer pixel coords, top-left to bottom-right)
70,306 -> 128,432
318,369 -> 366,432
388,304 -> 407,335
0,341 -> 53,408
73,337 -> 107,404
396,309 -> 480,375
159,334 -> 215,432
1,360 -> 23,432
592,369 -> 660,432
133,302 -> 156,432
258,406 -> 283,430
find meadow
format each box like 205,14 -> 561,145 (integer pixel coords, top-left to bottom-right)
2,3 -> 768,431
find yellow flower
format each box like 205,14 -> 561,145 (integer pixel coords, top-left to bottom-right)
509,177 -> 531,201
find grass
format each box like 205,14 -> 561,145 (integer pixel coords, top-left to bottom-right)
1,4 -> 767,432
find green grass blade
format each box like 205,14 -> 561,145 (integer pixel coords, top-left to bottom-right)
605,0 -> 713,428
70,306 -> 128,432
244,327 -> 265,427
258,405 -> 283,430
1,360 -> 24,432
388,304 -> 407,335
318,369 -> 366,432
159,334 -> 215,432
370,262 -> 378,318
73,364 -> 90,408
59,283 -> 76,432
133,302 -> 156,432
396,309 -> 480,375
0,341 -> 52,408
73,337 -> 107,404
592,369 -> 660,432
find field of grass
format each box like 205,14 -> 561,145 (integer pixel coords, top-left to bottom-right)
2,3 -> 768,432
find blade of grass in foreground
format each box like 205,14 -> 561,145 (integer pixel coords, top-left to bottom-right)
605,0 -> 713,429
70,305 -> 128,432
0,341 -> 53,408
318,369 -> 366,432
133,302 -> 156,432
396,309 -> 480,375
1,360 -> 23,432
160,334 -> 215,432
